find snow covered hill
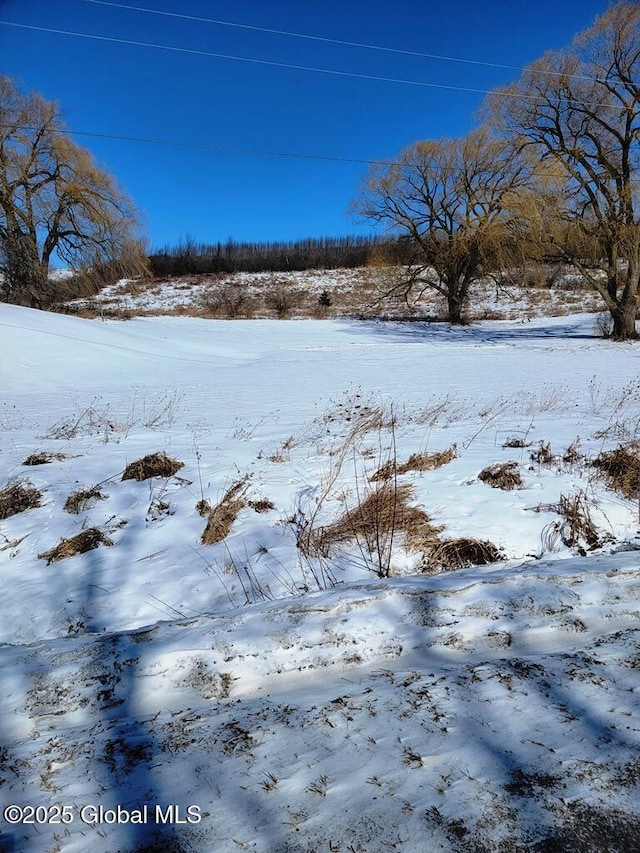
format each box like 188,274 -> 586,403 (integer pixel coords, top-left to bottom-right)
1,302 -> 640,852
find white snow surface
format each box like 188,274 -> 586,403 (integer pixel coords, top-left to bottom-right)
1,302 -> 640,852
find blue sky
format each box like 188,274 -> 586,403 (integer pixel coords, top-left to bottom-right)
2,0 -> 608,250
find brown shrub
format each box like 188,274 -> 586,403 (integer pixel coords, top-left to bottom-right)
425,538 -> 502,571
122,452 -> 184,481
38,528 -> 113,564
592,443 -> 640,500
201,479 -> 248,545
0,480 -> 42,520
370,445 -> 457,482
64,486 -> 107,514
265,287 -> 302,318
202,286 -> 255,319
23,451 -> 66,466
478,461 -> 523,490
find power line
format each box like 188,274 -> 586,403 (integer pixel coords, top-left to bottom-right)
5,124 -> 639,187
0,20 -> 506,97
80,0 -> 523,73
0,18 -> 627,113
80,0 -> 598,84
1,123 -> 403,166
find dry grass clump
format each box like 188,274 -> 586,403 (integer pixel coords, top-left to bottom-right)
248,498 -> 275,513
311,482 -> 440,557
122,452 -> 184,482
530,441 -> 554,465
64,486 -> 107,514
370,445 -> 457,482
542,491 -> 602,555
196,498 -> 211,517
23,451 -> 67,466
38,528 -> 113,564
562,438 -> 582,466
502,435 -> 531,449
201,479 -> 249,545
478,461 -> 523,490
424,538 -> 502,571
0,480 -> 42,520
557,492 -> 600,550
592,442 -> 640,500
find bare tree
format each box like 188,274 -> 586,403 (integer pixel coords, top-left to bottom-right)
354,128 -> 527,323
0,76 -> 147,306
487,3 -> 640,340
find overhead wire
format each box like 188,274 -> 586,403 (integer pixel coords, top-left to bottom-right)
3,123 -> 638,187
1,18 -> 614,107
0,10 -> 633,170
79,0 -> 525,72
0,21 -> 520,98
80,0 -> 598,83
0,123 -> 405,166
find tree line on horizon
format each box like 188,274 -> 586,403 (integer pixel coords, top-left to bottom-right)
148,234 -> 393,276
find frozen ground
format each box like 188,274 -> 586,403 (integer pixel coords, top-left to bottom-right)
65,265 -> 605,321
1,300 -> 640,852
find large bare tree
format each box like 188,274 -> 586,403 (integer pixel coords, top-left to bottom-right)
0,76 -> 147,306
488,3 -> 640,340
355,128 -> 527,323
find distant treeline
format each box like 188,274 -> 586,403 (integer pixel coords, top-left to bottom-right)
148,235 -> 396,276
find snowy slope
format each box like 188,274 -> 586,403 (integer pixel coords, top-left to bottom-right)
1,302 -> 640,852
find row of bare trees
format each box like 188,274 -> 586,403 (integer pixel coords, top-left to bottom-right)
149,234 -> 386,276
356,3 -> 640,340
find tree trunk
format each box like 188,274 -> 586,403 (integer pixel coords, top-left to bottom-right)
446,283 -> 466,324
610,300 -> 638,341
4,227 -> 48,306
608,258 -> 639,341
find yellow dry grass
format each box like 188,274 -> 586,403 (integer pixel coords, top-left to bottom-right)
38,528 -> 113,564
370,445 -> 457,482
0,480 -> 42,520
122,452 -> 184,481
201,479 -> 249,545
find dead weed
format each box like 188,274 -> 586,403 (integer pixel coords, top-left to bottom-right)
38,528 -> 113,564
122,452 -> 184,482
0,480 -> 43,519
541,491 -> 602,555
248,498 -> 275,513
23,451 -> 67,466
312,482 -> 440,556
592,442 -> 640,500
424,537 -> 502,571
64,486 -> 107,514
370,445 -> 457,482
201,478 -> 249,545
478,461 -> 523,490
530,441 -> 554,466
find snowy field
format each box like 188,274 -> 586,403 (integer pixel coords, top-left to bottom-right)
1,300 -> 640,852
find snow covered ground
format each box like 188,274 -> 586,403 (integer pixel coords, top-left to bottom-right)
67,265 -> 605,322
1,300 -> 640,852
